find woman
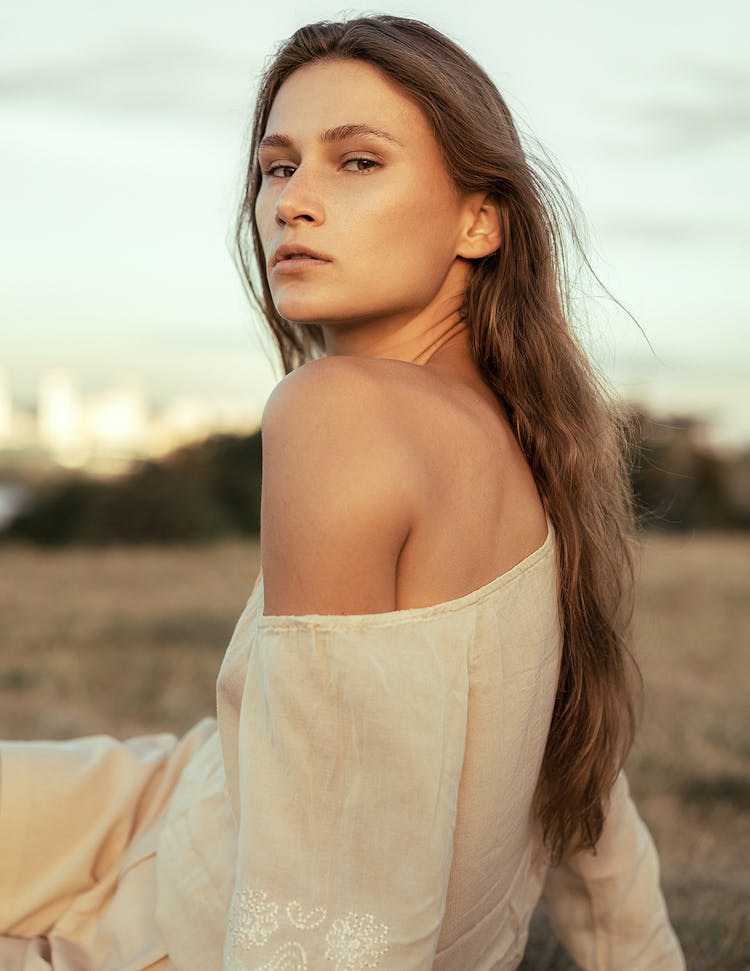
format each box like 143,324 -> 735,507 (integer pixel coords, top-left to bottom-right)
0,15 -> 684,971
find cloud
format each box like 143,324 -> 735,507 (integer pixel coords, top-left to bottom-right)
609,59 -> 750,155
0,31 -> 254,118
597,215 -> 750,242
635,61 -> 750,152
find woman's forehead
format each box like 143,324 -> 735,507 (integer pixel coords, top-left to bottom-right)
264,59 -> 429,144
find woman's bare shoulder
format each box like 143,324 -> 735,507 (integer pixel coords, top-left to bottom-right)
260,357 -> 427,616
259,355 -> 537,615
261,355 -> 467,454
262,354 -> 432,416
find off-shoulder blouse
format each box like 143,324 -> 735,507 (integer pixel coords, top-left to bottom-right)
154,518 -> 684,970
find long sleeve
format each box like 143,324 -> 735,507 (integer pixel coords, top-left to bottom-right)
222,614 -> 469,971
541,771 -> 685,971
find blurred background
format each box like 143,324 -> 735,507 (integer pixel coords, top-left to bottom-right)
1,1 -> 748,968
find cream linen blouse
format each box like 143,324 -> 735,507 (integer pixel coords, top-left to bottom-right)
154,519 -> 685,971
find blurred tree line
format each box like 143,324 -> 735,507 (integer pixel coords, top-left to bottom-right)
2,433 -> 263,545
2,407 -> 749,546
626,408 -> 750,532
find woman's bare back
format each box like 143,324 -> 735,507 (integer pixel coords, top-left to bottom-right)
375,357 -> 549,611
260,352 -> 547,616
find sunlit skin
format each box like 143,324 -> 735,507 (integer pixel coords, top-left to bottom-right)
257,58 -> 548,616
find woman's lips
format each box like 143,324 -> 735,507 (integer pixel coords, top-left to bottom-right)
271,242 -> 333,272
272,256 -> 331,275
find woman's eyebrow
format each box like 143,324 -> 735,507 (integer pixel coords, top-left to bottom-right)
259,123 -> 403,152
320,123 -> 403,146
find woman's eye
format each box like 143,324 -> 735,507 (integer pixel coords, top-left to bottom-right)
265,164 -> 296,179
342,157 -> 380,173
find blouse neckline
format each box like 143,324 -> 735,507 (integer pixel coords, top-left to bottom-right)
256,514 -> 555,630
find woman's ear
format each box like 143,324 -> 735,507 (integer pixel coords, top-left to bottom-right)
457,193 -> 502,260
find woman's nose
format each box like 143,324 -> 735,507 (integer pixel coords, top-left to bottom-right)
275,168 -> 325,227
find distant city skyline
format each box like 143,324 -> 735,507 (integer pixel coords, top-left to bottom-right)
0,368 -> 263,475
2,0 -> 749,444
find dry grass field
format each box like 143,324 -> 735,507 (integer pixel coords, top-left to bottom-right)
1,533 -> 748,969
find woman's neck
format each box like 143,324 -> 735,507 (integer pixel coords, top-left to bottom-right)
320,258 -> 474,368
326,314 -> 470,366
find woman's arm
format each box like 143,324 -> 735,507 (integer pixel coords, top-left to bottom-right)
541,771 -> 685,970
260,355 -> 418,617
219,356 -> 467,969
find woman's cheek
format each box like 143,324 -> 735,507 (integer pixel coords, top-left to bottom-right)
254,195 -> 275,246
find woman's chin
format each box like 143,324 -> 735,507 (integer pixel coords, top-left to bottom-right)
272,292 -> 366,327
273,298 -> 337,326
278,310 -> 324,326
270,295 -> 311,321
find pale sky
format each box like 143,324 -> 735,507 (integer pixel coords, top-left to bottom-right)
2,0 -> 749,442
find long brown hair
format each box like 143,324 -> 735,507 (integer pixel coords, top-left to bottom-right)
234,15 -> 640,865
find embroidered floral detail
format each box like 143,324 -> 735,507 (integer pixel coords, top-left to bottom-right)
225,887 -> 387,971
287,900 -> 327,930
324,912 -> 389,970
254,941 -> 308,970
229,888 -> 280,949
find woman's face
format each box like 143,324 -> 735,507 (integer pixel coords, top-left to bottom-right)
254,58 -> 474,336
